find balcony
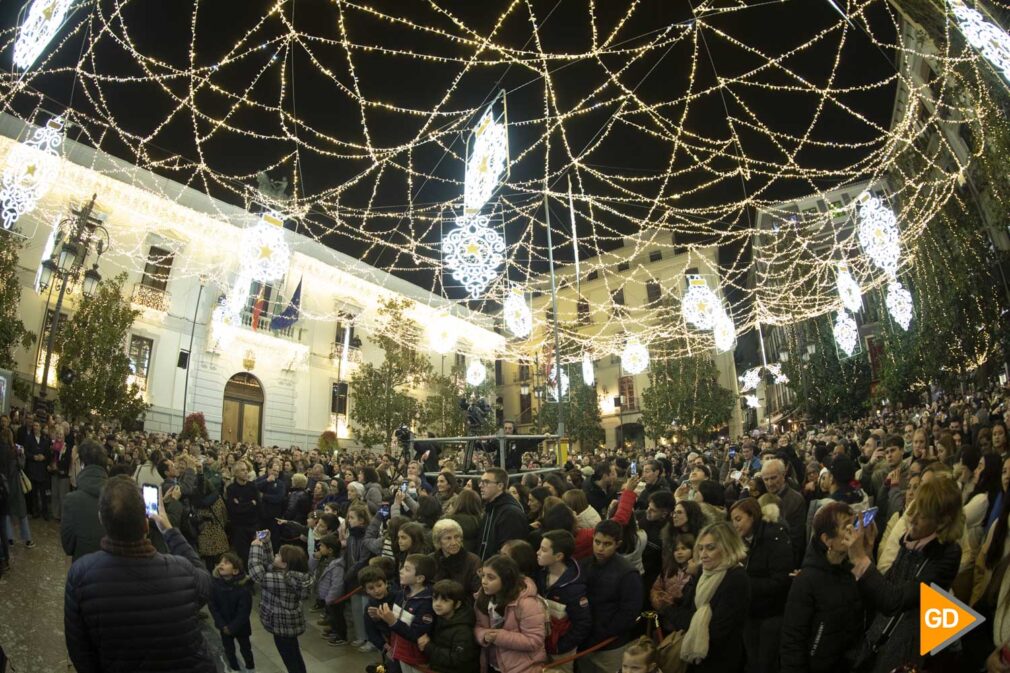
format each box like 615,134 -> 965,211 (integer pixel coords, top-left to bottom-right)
329,342 -> 363,366
131,283 -> 170,313
239,308 -> 300,341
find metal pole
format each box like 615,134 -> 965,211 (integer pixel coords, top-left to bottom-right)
180,278 -> 206,430
757,322 -> 771,431
543,193 -> 565,436
334,323 -> 351,453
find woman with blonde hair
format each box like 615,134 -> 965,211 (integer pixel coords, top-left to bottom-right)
430,517 -> 480,596
665,520 -> 751,672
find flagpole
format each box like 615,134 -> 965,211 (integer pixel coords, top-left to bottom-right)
181,275 -> 206,432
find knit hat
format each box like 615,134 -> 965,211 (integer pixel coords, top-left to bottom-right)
318,533 -> 341,553
348,481 -> 365,498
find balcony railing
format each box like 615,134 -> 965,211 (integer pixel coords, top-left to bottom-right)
329,343 -> 363,366
239,309 -> 300,340
132,283 -> 170,313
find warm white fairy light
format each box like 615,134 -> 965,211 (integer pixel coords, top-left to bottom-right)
547,365 -> 570,401
713,310 -> 736,353
13,0 -> 75,70
239,212 -> 290,283
621,336 -> 650,375
581,352 -> 594,386
886,281 -> 913,330
949,0 -> 1010,84
443,214 -> 505,298
833,311 -> 859,357
464,105 -> 509,215
836,262 -> 862,313
503,287 -> 532,338
682,276 -> 719,330
1,115 -> 64,231
856,193 -> 901,279
465,360 -> 487,386
427,317 -> 458,354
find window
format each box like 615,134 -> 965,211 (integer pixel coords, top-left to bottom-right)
585,270 -> 598,282
648,250 -> 662,263
128,335 -> 154,391
495,360 -> 504,386
140,246 -> 174,292
577,298 -> 591,325
519,390 -> 532,424
619,375 -> 638,411
646,281 -> 662,304
331,382 -> 348,414
335,312 -> 356,347
617,261 -> 630,272
518,363 -> 530,381
612,289 -> 625,305
455,353 -> 466,370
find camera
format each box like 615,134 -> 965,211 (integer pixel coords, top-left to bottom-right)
394,424 -> 412,448
459,397 -> 491,431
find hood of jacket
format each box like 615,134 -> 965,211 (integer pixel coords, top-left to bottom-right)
77,464 -> 108,497
212,569 -> 251,587
487,491 -> 524,516
802,537 -> 853,576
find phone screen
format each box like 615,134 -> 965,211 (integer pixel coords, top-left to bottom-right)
378,504 -> 391,520
142,484 -> 159,518
400,482 -> 409,494
857,507 -> 878,528
729,449 -> 737,458
256,530 -> 268,541
730,470 -> 742,482
629,462 -> 638,476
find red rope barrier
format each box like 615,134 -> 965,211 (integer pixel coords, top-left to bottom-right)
540,636 -> 618,671
326,585 -> 362,606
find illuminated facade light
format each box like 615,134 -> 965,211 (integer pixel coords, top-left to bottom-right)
443,214 -> 505,298
503,287 -> 532,338
465,359 -> 487,386
833,311 -> 858,357
621,336 -> 649,375
836,262 -> 862,313
13,0 -> 74,70
856,193 -> 900,279
682,276 -> 719,330
464,106 -> 508,215
1,115 -> 64,230
886,281 -> 913,330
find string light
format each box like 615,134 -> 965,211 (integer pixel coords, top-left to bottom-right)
886,281 -> 913,330
621,336 -> 649,375
13,0 -> 75,70
442,214 -> 505,298
949,0 -> 1010,84
1,115 -> 64,230
836,262 -> 862,313
833,311 -> 858,357
503,286 -> 532,338
465,359 -> 486,386
581,352 -> 594,386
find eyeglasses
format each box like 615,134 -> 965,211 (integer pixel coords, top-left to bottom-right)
479,479 -> 499,487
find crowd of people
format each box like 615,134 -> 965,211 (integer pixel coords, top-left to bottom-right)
2,386 -> 1010,673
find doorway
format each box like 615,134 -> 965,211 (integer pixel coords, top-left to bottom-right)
222,372 -> 264,445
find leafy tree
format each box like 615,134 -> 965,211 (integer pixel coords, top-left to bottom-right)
0,232 -> 36,395
349,298 -> 432,448
535,369 -> 605,451
419,361 -> 495,438
640,354 -> 735,442
54,272 -> 149,424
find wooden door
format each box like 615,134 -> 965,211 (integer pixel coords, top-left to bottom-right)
241,403 -> 261,445
222,399 -> 241,444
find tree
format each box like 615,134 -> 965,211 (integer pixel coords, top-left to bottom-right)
349,298 -> 432,448
0,232 -> 36,398
54,272 -> 149,424
534,371 -> 605,451
419,361 -> 496,438
640,355 -> 735,442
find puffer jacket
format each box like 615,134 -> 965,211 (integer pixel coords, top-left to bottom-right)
475,577 -> 548,673
64,528 -> 215,673
425,602 -> 480,673
60,464 -> 108,561
780,539 -> 864,673
744,519 -> 794,619
537,558 -> 592,654
248,539 -> 314,636
209,570 -> 253,637
579,551 -> 643,650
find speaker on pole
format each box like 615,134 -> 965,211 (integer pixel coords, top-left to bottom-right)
177,350 -> 190,369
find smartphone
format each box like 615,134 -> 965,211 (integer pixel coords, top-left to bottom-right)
256,530 -> 268,541
729,449 -> 737,458
378,504 -> 391,521
142,484 -> 159,518
400,482 -> 409,494
730,470 -> 742,482
856,507 -> 879,528
629,461 -> 638,477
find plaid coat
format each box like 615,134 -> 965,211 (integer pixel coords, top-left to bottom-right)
248,540 -> 313,637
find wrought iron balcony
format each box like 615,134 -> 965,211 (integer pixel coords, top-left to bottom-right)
132,283 -> 170,313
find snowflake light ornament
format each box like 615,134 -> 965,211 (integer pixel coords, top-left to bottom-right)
621,336 -> 650,375
1,115 -> 64,231
239,212 -> 290,282
949,0 -> 1010,84
682,276 -> 719,330
886,281 -> 913,330
856,193 -> 900,278
581,352 -> 594,386
547,365 -> 570,401
836,262 -> 862,313
443,214 -> 505,298
713,309 -> 736,353
503,287 -> 532,338
766,363 -> 789,385
833,311 -> 859,357
427,317 -> 458,354
464,107 -> 509,214
739,367 -> 762,393
13,0 -> 75,70
466,360 -> 487,386
745,394 -> 761,409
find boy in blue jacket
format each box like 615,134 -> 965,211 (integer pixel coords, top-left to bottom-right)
375,553 -> 436,673
210,552 -> 255,673
360,565 -> 397,670
537,530 -> 593,671
310,533 -> 347,645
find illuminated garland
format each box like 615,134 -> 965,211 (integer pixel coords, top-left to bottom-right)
13,0 -> 75,70
0,115 -> 64,230
949,0 -> 1010,84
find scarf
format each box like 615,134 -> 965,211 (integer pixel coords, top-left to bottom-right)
680,562 -> 732,664
101,536 -> 157,558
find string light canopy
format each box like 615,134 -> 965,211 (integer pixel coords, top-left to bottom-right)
886,281 -> 913,330
465,359 -> 487,387
833,311 -> 859,357
503,287 -> 532,338
836,263 -> 863,314
1,115 -> 64,231
621,336 -> 650,375
581,352 -> 594,386
949,0 -> 1010,84
0,0 -> 984,362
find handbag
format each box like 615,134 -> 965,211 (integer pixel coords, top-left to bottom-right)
657,630 -> 688,673
854,558 -> 930,672
18,470 -> 31,494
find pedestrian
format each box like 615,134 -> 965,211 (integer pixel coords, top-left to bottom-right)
209,551 -> 255,673
60,439 -> 108,560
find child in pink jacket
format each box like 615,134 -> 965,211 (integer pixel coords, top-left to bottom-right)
474,554 -> 547,673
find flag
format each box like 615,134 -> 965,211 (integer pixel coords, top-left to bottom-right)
251,287 -> 266,331
270,277 -> 303,331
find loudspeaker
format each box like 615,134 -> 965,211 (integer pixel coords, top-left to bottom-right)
177,350 -> 190,369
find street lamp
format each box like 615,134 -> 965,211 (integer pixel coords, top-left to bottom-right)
36,194 -> 107,410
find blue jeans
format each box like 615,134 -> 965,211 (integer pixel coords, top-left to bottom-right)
272,635 -> 306,673
5,515 -> 31,543
351,592 -> 368,642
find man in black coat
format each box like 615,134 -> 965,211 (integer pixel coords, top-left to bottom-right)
582,461 -> 614,518
635,459 -> 671,510
23,421 -> 51,520
476,467 -> 527,561
64,475 -> 215,673
60,440 -> 108,561
761,458 -> 807,565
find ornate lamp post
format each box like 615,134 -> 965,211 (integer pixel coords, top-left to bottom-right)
35,194 -> 107,411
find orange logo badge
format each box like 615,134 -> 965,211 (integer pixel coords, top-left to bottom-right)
920,583 -> 985,656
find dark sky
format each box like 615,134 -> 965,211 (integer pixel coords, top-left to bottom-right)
1,0 -> 899,344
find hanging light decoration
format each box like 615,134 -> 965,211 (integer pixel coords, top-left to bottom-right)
713,310 -> 736,353
1,115 -> 65,231
463,107 -> 509,215
581,352 -> 594,386
427,317 -> 458,354
739,367 -> 762,393
766,363 -> 789,385
886,281 -> 913,330
547,365 -> 570,401
856,193 -> 900,278
621,336 -> 650,375
682,275 -> 718,330
949,0 -> 1010,84
239,212 -> 290,282
13,0 -> 75,70
833,311 -> 858,357
744,394 -> 761,409
503,286 -> 532,338
466,360 -> 486,386
835,262 -> 862,313
443,214 -> 506,298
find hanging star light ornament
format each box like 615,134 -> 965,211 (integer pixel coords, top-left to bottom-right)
581,352 -> 594,386
739,367 -> 762,393
503,286 -> 532,338
427,316 -> 458,354
766,363 -> 789,385
856,193 -> 900,279
547,365 -> 570,401
1,115 -> 64,231
833,311 -> 859,357
443,214 -> 506,298
836,262 -> 862,313
239,211 -> 290,282
682,275 -> 719,330
13,0 -> 75,70
745,395 -> 761,409
621,336 -> 650,375
886,281 -> 913,330
949,0 -> 1010,84
466,360 -> 487,386
713,310 -> 736,353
